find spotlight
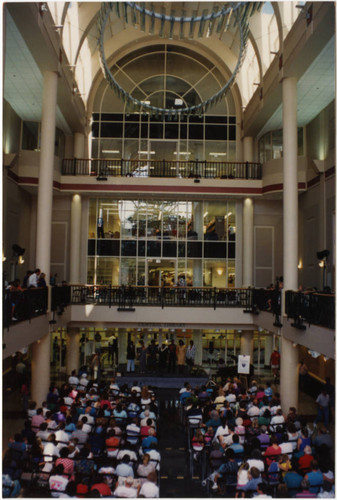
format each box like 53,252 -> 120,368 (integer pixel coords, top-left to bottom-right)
12,244 -> 25,257
317,249 -> 329,260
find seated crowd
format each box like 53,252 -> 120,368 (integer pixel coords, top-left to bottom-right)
180,377 -> 334,498
3,373 -> 161,498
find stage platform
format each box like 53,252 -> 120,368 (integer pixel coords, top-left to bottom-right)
114,374 -> 209,389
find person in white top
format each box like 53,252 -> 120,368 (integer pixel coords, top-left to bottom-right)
269,409 -> 285,431
44,434 -> 60,462
49,464 -> 69,498
77,373 -> 89,390
68,370 -> 79,387
114,477 -> 138,498
138,471 -> 159,498
28,268 -> 40,288
55,423 -> 70,450
247,400 -> 260,418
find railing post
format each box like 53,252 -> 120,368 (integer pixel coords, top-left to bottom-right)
213,287 -> 217,310
163,159 -> 166,177
121,158 -> 124,176
161,286 -> 165,309
109,284 -> 112,308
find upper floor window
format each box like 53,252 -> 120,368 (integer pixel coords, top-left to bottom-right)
258,127 -> 304,163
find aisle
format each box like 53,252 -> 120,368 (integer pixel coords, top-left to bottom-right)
157,390 -> 208,498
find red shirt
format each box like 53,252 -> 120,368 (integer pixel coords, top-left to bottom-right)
298,454 -> 314,471
91,483 -> 112,496
105,436 -> 120,451
270,351 -> 280,366
264,444 -> 282,465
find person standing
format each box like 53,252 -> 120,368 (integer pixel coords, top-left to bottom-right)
158,342 -> 168,374
168,339 -> 177,373
147,340 -> 158,374
186,340 -> 196,369
314,388 -> 330,427
127,341 -> 136,373
177,340 -> 187,374
28,268 -> 41,288
91,353 -> 101,381
138,340 -> 147,374
270,348 -> 280,382
299,361 -> 309,391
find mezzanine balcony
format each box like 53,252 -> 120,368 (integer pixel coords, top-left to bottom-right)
62,158 -> 262,180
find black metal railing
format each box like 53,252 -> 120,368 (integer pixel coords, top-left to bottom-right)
251,288 -> 282,326
51,285 -> 71,312
4,285 -> 335,331
70,285 -> 253,310
62,158 -> 262,180
285,291 -> 335,330
3,287 -> 48,329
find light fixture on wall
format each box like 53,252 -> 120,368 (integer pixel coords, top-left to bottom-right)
317,249 -> 329,289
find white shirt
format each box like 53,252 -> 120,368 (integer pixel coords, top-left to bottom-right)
114,485 -> 138,497
139,481 -> 159,498
68,376 -> 79,386
43,442 -> 60,461
246,458 -> 265,472
49,474 -> 68,497
247,406 -> 260,417
55,430 -> 69,449
28,273 -> 39,287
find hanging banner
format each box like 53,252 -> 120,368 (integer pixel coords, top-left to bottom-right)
238,354 -> 250,374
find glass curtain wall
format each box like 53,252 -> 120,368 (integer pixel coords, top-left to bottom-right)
88,199 -> 236,286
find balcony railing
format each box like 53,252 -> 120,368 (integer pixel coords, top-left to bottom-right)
4,285 -> 335,331
70,285 -> 253,310
3,287 -> 48,329
62,158 -> 262,180
285,291 -> 335,330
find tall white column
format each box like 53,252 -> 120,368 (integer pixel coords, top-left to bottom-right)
193,202 -> 204,286
31,333 -> 51,406
193,330 -> 203,366
264,334 -> 273,368
70,194 -> 82,283
243,136 -> 254,163
240,330 -> 254,360
74,133 -> 85,158
66,328 -> 80,375
280,337 -> 298,411
118,329 -> 127,364
36,71 -> 58,281
282,77 -> 298,293
243,198 -> 254,287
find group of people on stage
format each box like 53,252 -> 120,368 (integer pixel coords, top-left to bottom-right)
126,339 -> 196,374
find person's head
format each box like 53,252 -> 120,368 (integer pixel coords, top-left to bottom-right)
53,464 -> 64,475
250,467 -> 260,479
60,447 -> 70,458
142,453 -> 150,464
48,433 -> 56,443
232,433 -> 239,444
225,448 -> 235,460
303,445 -> 312,455
179,340 -> 184,346
189,340 -> 194,346
310,459 -> 319,471
122,454 -> 130,464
